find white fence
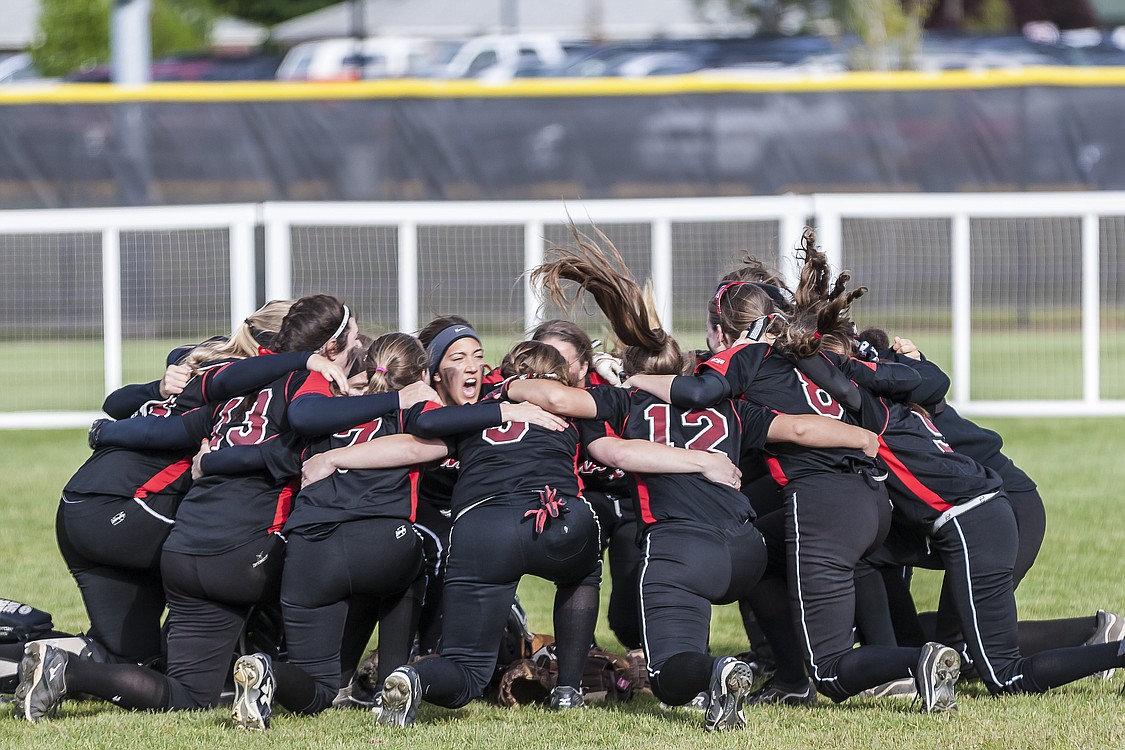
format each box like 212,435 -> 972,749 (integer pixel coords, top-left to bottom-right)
1,194 -> 1122,428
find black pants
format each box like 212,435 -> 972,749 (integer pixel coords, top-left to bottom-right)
55,493 -> 176,664
586,489 -> 643,650
413,499 -> 452,655
414,497 -> 601,709
751,473 -> 924,701
640,519 -> 767,705
274,517 -> 424,714
160,535 -> 286,709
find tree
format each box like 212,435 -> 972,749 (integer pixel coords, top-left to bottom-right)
208,0 -> 339,27
30,0 -> 217,78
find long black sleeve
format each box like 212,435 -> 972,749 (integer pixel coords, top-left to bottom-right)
795,353 -> 863,411
94,407 -> 213,451
898,355 -> 952,407
839,358 -> 922,399
199,443 -> 268,476
200,352 -> 313,402
288,391 -> 402,436
407,401 -> 505,438
667,370 -> 732,408
101,380 -> 163,419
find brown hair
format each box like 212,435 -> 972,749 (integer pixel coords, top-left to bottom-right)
530,319 -> 595,370
500,340 -> 572,386
365,333 -> 428,394
273,294 -> 353,355
531,225 -> 685,377
773,228 -> 867,360
185,299 -> 294,370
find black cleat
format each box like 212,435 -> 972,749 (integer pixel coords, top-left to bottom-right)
14,642 -> 69,722
548,685 -> 585,710
378,666 -> 421,728
745,677 -> 818,706
704,656 -> 754,732
915,642 -> 960,714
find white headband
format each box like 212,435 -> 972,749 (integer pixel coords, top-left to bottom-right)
319,305 -> 351,352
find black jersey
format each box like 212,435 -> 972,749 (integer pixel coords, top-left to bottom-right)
585,385 -> 773,527
698,342 -> 769,396
703,348 -> 870,485
404,399 -> 582,519
63,359 -> 238,501
284,408 -> 420,534
162,371 -> 310,556
875,399 -> 1005,529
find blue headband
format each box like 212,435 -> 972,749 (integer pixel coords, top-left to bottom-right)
426,324 -> 480,374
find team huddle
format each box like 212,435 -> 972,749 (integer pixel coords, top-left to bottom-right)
5,226 -> 1124,732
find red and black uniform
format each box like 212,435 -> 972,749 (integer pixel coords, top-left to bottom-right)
56,353 -> 306,664
581,385 -> 770,706
398,396 -> 602,710
666,347 -> 925,702
254,375 -> 428,715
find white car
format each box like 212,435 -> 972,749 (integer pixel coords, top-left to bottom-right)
275,37 -> 459,80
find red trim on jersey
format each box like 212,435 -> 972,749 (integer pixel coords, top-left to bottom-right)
765,456 -> 789,487
268,480 -> 297,534
133,459 -> 192,500
481,367 -> 504,386
696,342 -> 765,376
295,372 -> 332,399
856,360 -> 878,371
633,476 -> 657,525
408,466 -> 420,522
587,371 -> 609,386
877,436 -> 952,513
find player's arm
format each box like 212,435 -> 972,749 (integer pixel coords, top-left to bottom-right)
406,398 -> 567,438
624,371 -> 731,409
586,436 -> 741,488
766,414 -> 879,458
504,378 -> 598,419
201,352 -> 349,403
101,380 -> 163,419
289,376 -> 438,437
89,407 -> 214,452
301,433 -> 450,486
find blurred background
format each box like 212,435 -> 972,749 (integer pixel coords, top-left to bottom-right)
1,0 -> 1124,425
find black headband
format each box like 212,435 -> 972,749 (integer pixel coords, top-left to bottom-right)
426,324 -> 481,374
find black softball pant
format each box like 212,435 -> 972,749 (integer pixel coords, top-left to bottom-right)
749,473 -> 925,701
414,497 -> 601,709
413,499 -> 452,655
61,534 -> 286,712
272,517 -> 424,715
55,492 -> 177,664
927,496 -> 1123,694
586,489 -> 644,650
640,519 -> 767,706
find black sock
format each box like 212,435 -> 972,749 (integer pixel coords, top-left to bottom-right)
66,659 -> 170,711
1018,616 -> 1098,655
552,583 -> 599,690
272,660 -> 320,714
1020,642 -> 1123,692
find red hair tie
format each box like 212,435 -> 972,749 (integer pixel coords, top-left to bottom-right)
813,332 -> 823,339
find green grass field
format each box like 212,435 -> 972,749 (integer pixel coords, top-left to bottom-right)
0,419 -> 1123,748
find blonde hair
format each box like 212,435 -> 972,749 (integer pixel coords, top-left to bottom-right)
365,333 -> 428,394
185,299 -> 294,370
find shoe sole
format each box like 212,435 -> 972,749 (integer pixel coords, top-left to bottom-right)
747,684 -> 818,706
706,661 -> 754,732
14,642 -> 45,722
1088,611 -> 1124,680
378,672 -> 414,727
918,645 -> 960,714
231,658 -> 269,731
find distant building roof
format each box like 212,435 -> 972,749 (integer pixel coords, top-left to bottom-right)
272,0 -> 756,44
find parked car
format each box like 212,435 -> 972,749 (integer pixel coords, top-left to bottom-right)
441,35 -> 570,81
275,37 -> 459,80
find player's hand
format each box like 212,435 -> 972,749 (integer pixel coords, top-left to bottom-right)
398,380 -> 440,409
860,429 -> 880,458
892,336 -> 922,360
88,418 -> 111,450
699,451 -> 742,489
191,439 -> 210,481
593,352 -> 625,386
159,364 -> 192,398
500,402 -> 568,431
305,354 -> 351,394
301,453 -> 337,487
